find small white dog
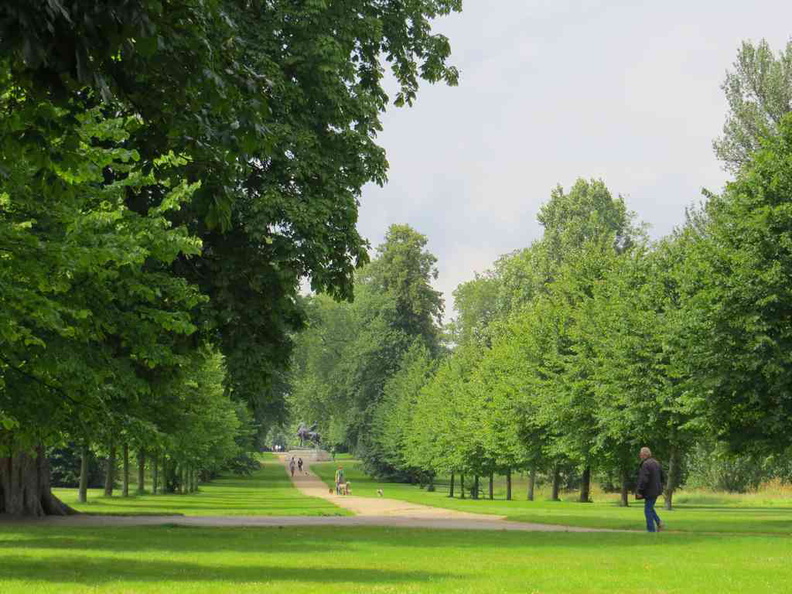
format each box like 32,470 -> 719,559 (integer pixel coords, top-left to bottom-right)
377,488 -> 383,497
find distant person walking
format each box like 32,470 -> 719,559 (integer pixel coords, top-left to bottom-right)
636,446 -> 665,532
335,466 -> 345,495
297,458 -> 304,474
289,456 -> 296,477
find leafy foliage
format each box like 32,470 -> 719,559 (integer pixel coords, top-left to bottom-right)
288,224 -> 444,475
714,39 -> 792,172
0,0 -> 462,513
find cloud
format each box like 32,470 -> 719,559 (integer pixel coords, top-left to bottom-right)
357,0 -> 792,320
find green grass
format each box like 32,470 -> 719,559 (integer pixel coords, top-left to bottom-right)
53,461 -> 348,517
314,461 -> 792,534
0,524 -> 789,593
332,452 -> 355,460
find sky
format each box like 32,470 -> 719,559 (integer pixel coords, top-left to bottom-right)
356,0 -> 792,321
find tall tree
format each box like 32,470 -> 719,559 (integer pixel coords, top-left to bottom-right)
370,342 -> 438,479
288,224 -> 444,461
0,107 -> 203,515
682,115 -> 792,454
363,224 -> 444,349
714,39 -> 792,172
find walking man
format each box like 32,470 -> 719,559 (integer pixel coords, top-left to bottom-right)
289,456 -> 296,477
297,458 -> 304,474
636,446 -> 665,532
334,466 -> 345,495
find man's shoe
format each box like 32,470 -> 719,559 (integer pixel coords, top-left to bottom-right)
657,521 -> 665,532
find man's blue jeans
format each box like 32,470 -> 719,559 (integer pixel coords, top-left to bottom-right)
644,497 -> 661,532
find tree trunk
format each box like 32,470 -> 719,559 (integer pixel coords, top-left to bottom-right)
664,446 -> 679,511
0,445 -> 76,516
579,466 -> 591,503
161,458 -> 168,493
448,472 -> 455,498
619,467 -> 630,507
122,443 -> 130,497
152,453 -> 159,495
489,472 -> 494,500
165,459 -> 175,494
104,443 -> 116,496
78,445 -> 89,504
551,466 -> 561,501
136,450 -> 145,495
460,473 -> 466,499
472,475 -> 479,500
506,468 -> 512,501
528,468 -> 536,501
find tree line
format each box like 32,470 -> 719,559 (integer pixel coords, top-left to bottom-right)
0,0 -> 461,516
288,39 -> 792,507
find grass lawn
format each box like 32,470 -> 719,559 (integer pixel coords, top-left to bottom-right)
53,460 -> 348,517
314,461 -> 792,534
0,524 -> 789,593
332,452 -> 355,461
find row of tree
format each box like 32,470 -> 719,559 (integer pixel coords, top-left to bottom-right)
0,0 -> 461,515
288,39 -> 792,506
288,224 -> 444,457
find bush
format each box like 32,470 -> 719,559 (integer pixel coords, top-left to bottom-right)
685,443 -> 770,493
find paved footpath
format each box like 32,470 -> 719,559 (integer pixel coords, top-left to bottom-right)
9,456 -> 619,532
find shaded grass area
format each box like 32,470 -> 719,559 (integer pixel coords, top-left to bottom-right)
314,462 -> 792,534
0,524 -> 789,593
53,461 -> 348,517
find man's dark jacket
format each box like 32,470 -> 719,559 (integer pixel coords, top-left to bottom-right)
636,457 -> 665,499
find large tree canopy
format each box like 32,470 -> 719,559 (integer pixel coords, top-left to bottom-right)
683,115 -> 792,452
1,0 -> 461,411
0,0 -> 462,515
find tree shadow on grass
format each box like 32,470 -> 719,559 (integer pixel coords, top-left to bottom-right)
0,555 -> 450,586
0,525 -> 733,556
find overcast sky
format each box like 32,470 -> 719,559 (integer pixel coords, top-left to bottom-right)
355,0 -> 792,321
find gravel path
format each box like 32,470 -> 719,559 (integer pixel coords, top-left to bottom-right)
284,454 -> 510,521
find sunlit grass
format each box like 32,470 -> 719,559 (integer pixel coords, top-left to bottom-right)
314,461 -> 792,534
0,524 -> 789,593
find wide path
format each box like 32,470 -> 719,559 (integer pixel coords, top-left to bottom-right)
279,453 -> 616,533
284,454 -> 506,520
